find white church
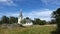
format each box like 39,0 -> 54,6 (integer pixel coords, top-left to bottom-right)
18,9 -> 33,26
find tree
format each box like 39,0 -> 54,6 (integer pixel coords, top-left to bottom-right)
9,17 -> 17,24
15,17 -> 18,23
31,20 -> 36,25
1,16 -> 9,24
21,17 -> 30,24
21,17 -> 33,24
34,18 -> 46,25
40,20 -> 46,25
26,17 -> 29,19
52,8 -> 60,34
0,16 -> 18,24
21,18 -> 26,24
0,20 -> 2,24
34,18 -> 41,25
50,19 -> 56,24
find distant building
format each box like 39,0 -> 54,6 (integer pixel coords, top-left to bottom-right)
18,9 -> 23,24
18,9 -> 33,26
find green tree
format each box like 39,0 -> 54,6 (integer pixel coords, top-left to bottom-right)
9,17 -> 17,24
26,17 -> 29,19
21,18 -> 26,24
1,16 -> 9,24
34,18 -> 41,25
31,20 -> 35,25
0,20 -> 2,24
50,19 -> 56,24
21,17 -> 30,24
52,8 -> 60,34
15,17 -> 18,23
21,17 -> 32,24
40,20 -> 46,25
34,18 -> 46,25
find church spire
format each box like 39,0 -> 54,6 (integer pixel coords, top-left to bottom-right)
19,9 -> 23,17
18,9 -> 23,24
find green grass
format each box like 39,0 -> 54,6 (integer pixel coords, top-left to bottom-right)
0,25 -> 56,34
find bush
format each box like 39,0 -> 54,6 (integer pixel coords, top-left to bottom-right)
32,18 -> 46,25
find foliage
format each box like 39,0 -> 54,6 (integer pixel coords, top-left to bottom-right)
9,17 -> 18,24
0,21 -> 2,25
52,8 -> 60,34
49,19 -> 56,24
34,18 -> 41,25
40,20 -> 46,25
26,17 -> 29,19
0,16 -> 18,24
31,20 -> 36,25
14,17 -> 18,23
32,18 -> 46,25
21,18 -> 26,24
0,16 -> 46,25
21,17 -> 32,24
1,16 -> 9,24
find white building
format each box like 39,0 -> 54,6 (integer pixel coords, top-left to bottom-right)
18,9 -> 22,24
18,9 -> 33,26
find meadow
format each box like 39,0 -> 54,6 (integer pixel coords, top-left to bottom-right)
0,25 -> 56,34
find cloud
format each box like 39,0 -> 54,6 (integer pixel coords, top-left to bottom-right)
41,0 -> 60,5
23,9 -> 53,21
0,0 -> 16,6
0,9 -> 53,21
0,12 -> 19,17
15,0 -> 28,1
0,0 -> 7,2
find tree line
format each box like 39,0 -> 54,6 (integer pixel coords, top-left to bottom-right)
0,16 -> 18,24
0,16 -> 47,25
0,8 -> 58,25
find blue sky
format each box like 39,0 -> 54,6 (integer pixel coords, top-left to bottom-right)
0,0 -> 60,21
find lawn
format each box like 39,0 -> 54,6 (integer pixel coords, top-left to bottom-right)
0,25 -> 56,34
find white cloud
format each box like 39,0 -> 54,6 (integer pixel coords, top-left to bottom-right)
0,12 -> 19,18
0,0 -> 7,2
0,0 -> 16,6
41,0 -> 60,5
15,0 -> 28,2
23,9 -> 53,21
0,9 -> 53,21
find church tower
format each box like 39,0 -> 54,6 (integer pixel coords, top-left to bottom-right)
18,9 -> 23,24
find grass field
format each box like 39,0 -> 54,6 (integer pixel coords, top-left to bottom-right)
0,25 -> 56,34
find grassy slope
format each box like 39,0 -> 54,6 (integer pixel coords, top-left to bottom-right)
0,25 -> 56,34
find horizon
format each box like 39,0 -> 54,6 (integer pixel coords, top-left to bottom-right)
0,0 -> 60,21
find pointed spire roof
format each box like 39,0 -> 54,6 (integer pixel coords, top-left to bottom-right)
19,9 -> 23,17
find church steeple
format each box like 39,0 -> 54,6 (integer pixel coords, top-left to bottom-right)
18,9 -> 23,24
19,9 -> 23,17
